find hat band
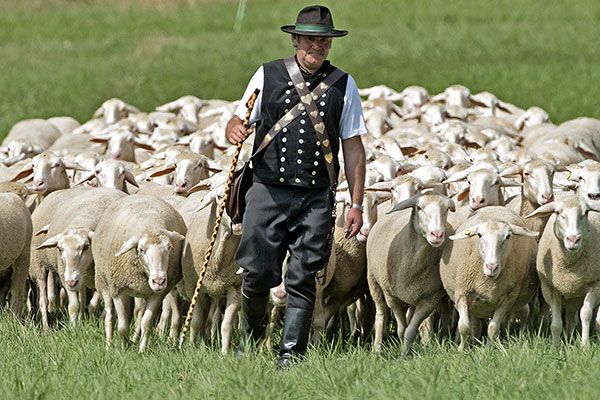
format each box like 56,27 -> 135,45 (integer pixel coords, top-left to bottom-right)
294,23 -> 332,33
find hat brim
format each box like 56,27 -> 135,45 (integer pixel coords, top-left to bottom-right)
281,25 -> 348,37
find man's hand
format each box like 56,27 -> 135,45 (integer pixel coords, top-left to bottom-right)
343,207 -> 363,239
226,115 -> 251,144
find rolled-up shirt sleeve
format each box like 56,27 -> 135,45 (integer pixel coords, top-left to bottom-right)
233,66 -> 264,125
339,75 -> 367,140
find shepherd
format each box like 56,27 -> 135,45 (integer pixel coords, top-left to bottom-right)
226,4 -> 367,368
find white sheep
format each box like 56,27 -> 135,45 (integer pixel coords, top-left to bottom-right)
0,193 -> 32,315
367,191 -> 455,354
527,193 -> 600,346
35,188 -> 127,326
94,194 -> 186,352
2,119 -> 62,150
440,206 -> 538,349
93,98 -> 140,125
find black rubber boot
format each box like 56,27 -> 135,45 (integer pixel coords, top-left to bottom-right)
277,307 -> 313,369
236,292 -> 269,357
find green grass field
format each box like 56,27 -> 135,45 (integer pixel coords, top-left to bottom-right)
2,0 -> 600,137
3,1 -> 600,398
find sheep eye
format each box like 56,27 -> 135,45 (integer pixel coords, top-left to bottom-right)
477,233 -> 482,237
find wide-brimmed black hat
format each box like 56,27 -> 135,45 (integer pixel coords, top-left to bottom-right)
281,5 -> 348,37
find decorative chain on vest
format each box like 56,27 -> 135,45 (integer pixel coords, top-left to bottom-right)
251,62 -> 345,162
283,57 -> 342,187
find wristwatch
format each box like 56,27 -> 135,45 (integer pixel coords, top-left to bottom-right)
350,203 -> 363,212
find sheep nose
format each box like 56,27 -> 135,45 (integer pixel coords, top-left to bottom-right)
65,278 -> 79,290
152,277 -> 166,287
111,152 -> 121,159
588,193 -> 600,201
430,230 -> 444,240
541,192 -> 554,203
484,263 -> 499,276
566,235 -> 581,245
472,196 -> 485,205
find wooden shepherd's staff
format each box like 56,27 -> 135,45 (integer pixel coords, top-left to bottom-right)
178,89 -> 260,349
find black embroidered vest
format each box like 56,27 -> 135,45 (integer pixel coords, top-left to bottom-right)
252,59 -> 348,188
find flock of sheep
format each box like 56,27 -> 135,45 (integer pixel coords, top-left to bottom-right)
1,83 -> 600,354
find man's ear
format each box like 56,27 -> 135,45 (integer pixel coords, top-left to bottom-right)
292,34 -> 298,48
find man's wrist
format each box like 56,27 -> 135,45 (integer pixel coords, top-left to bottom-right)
350,203 -> 363,212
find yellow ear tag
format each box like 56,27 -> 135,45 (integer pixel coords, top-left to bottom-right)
566,172 -> 571,179
463,230 -> 471,236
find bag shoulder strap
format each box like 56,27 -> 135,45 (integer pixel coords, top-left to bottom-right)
283,57 -> 342,187
250,58 -> 345,172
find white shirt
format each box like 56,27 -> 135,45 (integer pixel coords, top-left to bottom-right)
234,65 -> 367,140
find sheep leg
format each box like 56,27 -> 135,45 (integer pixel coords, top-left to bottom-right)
139,295 -> 163,353
487,303 -> 512,344
9,252 -> 29,316
36,274 -> 50,331
89,291 -> 101,315
168,294 -> 181,342
346,301 -> 358,337
220,289 -> 241,356
67,289 -> 80,328
580,289 -> 599,347
190,293 -> 210,344
403,299 -> 437,355
157,292 -> 174,337
114,294 -> 132,349
131,297 -> 146,343
102,291 -> 114,348
419,314 -> 434,345
389,298 -> 407,340
210,302 -> 223,346
78,289 -> 87,320
541,282 -> 563,346
47,270 -> 58,313
456,296 -> 470,351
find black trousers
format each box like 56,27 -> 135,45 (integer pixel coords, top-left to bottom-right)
235,182 -> 334,310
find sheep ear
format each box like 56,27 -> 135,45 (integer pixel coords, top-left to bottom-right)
90,137 -> 109,144
36,235 -> 61,250
499,163 -> 522,177
34,224 -> 50,236
469,97 -> 488,108
525,202 -> 556,219
63,161 -> 87,171
75,172 -> 96,186
10,164 -> 34,182
365,181 -> 393,192
499,177 -> 522,187
150,166 -> 176,178
444,169 -> 469,184
387,194 -> 419,214
115,236 -> 139,256
400,146 -> 420,157
124,170 -> 139,187
185,182 -> 210,196
449,226 -> 480,240
161,230 -> 185,243
496,101 -> 513,114
456,187 -> 470,202
191,190 -> 219,213
93,106 -> 105,118
134,141 -> 155,152
508,224 -> 539,237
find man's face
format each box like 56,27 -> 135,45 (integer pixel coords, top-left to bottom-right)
294,35 -> 332,71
